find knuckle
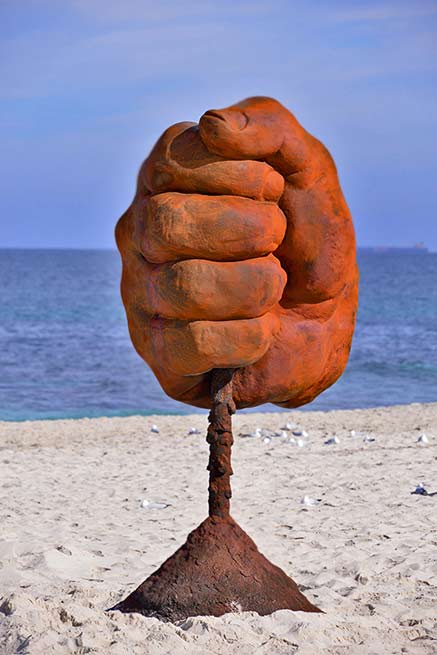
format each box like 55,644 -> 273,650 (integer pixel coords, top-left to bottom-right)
115,207 -> 134,253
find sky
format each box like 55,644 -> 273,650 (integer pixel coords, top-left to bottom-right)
1,0 -> 436,250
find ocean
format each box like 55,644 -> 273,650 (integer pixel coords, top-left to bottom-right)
0,249 -> 436,421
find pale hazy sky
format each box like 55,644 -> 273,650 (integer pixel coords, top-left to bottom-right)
1,0 -> 436,249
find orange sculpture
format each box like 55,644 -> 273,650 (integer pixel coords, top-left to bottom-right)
116,96 -> 358,410
113,97 -> 358,621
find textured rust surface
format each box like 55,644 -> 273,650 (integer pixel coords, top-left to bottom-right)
207,369 -> 235,519
116,96 -> 358,410
112,370 -> 321,620
112,515 -> 320,622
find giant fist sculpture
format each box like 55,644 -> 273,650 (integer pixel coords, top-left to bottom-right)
116,96 -> 358,410
113,97 -> 358,622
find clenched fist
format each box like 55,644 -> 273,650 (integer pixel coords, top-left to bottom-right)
116,97 -> 358,409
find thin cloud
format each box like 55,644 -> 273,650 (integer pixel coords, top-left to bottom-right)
334,3 -> 437,22
70,0 -> 272,23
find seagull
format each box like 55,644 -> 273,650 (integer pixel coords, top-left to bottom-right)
150,424 -> 160,433
411,482 -> 437,497
324,436 -> 340,445
141,499 -> 171,509
240,428 -> 262,438
288,437 -> 305,447
411,483 -> 428,496
187,427 -> 201,435
281,422 -> 298,431
417,434 -> 429,444
300,496 -> 320,506
292,429 -> 308,438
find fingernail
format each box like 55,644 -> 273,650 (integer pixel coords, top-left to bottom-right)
203,109 -> 248,131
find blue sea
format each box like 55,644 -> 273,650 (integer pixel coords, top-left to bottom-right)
0,249 -> 436,421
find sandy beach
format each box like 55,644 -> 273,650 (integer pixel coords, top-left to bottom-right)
0,403 -> 436,654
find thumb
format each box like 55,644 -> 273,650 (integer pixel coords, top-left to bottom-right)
199,96 -> 319,177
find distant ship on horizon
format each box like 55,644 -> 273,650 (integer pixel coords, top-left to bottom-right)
358,242 -> 429,254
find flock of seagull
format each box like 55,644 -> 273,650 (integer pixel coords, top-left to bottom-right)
140,421 -> 433,509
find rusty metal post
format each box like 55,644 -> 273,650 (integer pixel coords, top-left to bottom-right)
110,368 -> 321,620
207,369 -> 235,518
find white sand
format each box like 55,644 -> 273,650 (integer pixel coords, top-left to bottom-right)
1,403 -> 436,654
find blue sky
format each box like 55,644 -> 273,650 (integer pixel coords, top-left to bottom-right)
1,0 -> 436,250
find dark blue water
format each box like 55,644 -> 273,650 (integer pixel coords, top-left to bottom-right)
0,249 -> 436,421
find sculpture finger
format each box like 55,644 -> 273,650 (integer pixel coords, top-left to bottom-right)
139,122 -> 284,201
136,193 -> 287,264
199,96 -> 308,169
200,96 -> 358,304
128,311 -> 280,377
121,252 -> 287,321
